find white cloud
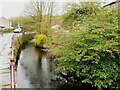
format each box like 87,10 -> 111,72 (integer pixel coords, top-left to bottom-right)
0,0 -> 29,2
0,2 -> 27,18
0,0 -> 30,18
0,3 -> 2,17
0,0 -> 115,18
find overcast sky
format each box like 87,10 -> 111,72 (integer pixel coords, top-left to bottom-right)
0,0 -> 114,19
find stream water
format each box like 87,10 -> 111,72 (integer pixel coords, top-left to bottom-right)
17,43 -> 60,88
16,43 -> 97,89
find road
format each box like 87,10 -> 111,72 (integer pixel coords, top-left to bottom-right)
0,33 -> 13,89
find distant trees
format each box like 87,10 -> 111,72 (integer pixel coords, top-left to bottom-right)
10,16 -> 34,31
10,1 -> 63,34
24,0 -> 55,35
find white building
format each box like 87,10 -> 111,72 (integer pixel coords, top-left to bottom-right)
0,17 -> 13,29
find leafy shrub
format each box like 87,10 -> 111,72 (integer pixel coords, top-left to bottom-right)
34,34 -> 47,47
63,2 -> 100,29
53,3 -> 120,90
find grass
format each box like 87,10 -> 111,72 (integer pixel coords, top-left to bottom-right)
2,83 -> 10,87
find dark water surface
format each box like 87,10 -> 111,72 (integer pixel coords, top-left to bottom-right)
17,44 -> 60,88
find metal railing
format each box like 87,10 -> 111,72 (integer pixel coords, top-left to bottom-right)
10,34 -> 17,90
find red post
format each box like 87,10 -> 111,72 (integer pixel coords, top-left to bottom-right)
10,60 -> 16,90
10,34 -> 16,90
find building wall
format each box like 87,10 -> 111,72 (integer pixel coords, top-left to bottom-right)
0,17 -> 13,29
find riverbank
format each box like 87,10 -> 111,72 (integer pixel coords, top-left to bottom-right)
14,33 -> 35,63
16,43 -> 97,89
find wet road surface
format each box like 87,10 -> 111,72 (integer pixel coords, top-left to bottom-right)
0,33 -> 14,89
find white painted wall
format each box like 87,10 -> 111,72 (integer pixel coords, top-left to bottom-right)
0,17 -> 13,29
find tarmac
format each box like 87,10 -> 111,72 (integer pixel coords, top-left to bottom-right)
0,33 -> 13,89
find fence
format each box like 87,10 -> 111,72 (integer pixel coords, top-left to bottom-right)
10,34 -> 17,90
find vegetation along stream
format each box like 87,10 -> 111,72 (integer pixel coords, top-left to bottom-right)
16,41 -> 112,90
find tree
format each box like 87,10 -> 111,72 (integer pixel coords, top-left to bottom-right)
24,0 -> 55,35
10,16 -> 34,31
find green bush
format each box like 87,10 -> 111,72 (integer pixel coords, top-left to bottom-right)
34,34 -> 47,47
53,3 -> 120,90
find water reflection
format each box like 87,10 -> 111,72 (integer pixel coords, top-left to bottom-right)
17,44 -> 58,88
16,43 -> 109,90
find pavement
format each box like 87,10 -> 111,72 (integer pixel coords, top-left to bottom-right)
0,33 -> 13,89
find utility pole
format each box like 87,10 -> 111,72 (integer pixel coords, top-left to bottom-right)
18,19 -> 20,28
103,0 -> 119,7
9,20 -> 10,32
